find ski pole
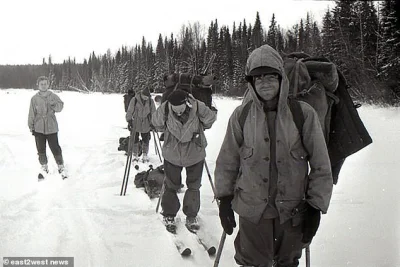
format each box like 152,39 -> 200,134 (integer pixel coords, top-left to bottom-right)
152,130 -> 162,163
120,127 -> 134,195
154,130 -> 163,151
121,125 -> 137,196
306,245 -> 310,267
203,160 -> 227,267
156,176 -> 166,213
214,232 -> 227,267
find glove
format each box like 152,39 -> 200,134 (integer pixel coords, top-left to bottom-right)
218,195 -> 236,235
301,203 -> 321,243
31,130 -> 36,136
128,120 -> 133,131
210,106 -> 218,113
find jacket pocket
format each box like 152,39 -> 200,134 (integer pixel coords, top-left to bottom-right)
239,146 -> 253,160
233,190 -> 266,219
192,132 -> 202,147
290,148 -> 308,161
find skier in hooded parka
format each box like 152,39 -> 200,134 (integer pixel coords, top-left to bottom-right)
214,45 -> 333,267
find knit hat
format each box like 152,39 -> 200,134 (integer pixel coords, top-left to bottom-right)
141,88 -> 151,97
168,89 -> 188,106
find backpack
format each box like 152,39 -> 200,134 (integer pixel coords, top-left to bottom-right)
134,165 -> 165,199
162,73 -> 215,108
118,136 -> 143,156
239,53 -> 373,184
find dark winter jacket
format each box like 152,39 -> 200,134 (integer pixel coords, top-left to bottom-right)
328,71 -> 373,184
28,90 -> 64,134
214,45 -> 333,224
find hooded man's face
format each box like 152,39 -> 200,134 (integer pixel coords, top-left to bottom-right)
170,103 -> 186,116
253,73 -> 280,101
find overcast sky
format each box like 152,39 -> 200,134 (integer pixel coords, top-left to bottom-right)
0,0 -> 334,65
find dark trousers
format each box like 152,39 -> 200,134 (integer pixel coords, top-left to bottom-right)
234,217 -> 304,267
161,159 -> 204,218
133,132 -> 150,155
34,132 -> 63,165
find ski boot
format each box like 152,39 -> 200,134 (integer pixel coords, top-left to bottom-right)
58,164 -> 68,179
185,216 -> 200,232
163,216 -> 177,234
38,164 -> 49,181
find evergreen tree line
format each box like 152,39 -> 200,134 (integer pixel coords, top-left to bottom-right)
1,0 -> 399,104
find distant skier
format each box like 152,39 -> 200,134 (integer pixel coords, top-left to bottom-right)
28,76 -> 67,179
152,89 -> 217,232
123,89 -> 135,112
126,87 -> 156,163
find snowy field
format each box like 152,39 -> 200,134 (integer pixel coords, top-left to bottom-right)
0,89 -> 399,267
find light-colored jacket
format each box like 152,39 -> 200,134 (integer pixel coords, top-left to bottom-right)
28,91 -> 64,134
214,45 -> 333,224
152,96 -> 217,167
126,94 -> 156,133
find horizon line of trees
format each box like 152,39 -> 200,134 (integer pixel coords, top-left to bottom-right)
1,0 -> 399,105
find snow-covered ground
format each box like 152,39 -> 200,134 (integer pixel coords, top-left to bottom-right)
0,89 -> 399,267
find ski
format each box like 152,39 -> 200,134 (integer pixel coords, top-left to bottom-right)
162,219 -> 191,256
185,225 -> 216,256
169,231 -> 191,256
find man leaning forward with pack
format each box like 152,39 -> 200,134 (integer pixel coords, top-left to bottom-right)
152,89 -> 217,232
214,44 -> 333,267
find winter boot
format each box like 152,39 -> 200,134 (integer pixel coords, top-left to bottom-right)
58,164 -> 68,179
38,164 -> 49,181
185,216 -> 200,232
163,216 -> 176,234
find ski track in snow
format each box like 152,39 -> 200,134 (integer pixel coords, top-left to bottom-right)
0,89 -> 399,267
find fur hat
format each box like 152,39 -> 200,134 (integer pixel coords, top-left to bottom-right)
168,89 -> 188,106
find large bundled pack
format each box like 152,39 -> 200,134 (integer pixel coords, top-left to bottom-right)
117,136 -> 142,156
134,165 -> 165,199
161,73 -> 216,108
283,52 -> 373,184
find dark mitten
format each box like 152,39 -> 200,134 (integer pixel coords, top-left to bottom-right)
31,130 -> 36,136
128,120 -> 133,131
301,203 -> 321,243
218,195 -> 236,235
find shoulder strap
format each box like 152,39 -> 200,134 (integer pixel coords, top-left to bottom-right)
288,98 -> 305,139
239,100 -> 253,130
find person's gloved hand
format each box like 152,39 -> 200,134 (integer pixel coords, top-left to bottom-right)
31,130 -> 36,136
301,203 -> 321,243
218,195 -> 236,235
128,120 -> 133,131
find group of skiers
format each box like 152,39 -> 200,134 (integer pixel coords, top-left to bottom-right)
29,44 -> 334,267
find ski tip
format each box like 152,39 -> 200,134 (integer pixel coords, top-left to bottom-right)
181,248 -> 191,256
207,246 -> 217,256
